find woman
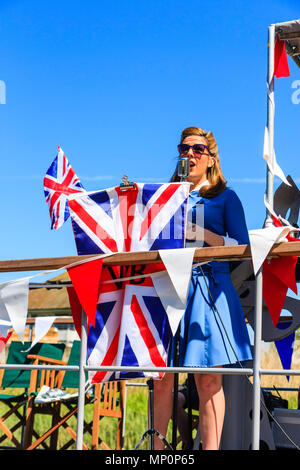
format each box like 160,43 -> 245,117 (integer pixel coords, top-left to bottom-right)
153,126 -> 252,450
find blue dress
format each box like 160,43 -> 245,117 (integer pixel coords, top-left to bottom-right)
170,188 -> 253,368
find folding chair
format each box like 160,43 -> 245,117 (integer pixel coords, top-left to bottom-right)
0,341 -> 65,449
91,380 -> 127,450
24,340 -> 93,450
24,340 -> 127,450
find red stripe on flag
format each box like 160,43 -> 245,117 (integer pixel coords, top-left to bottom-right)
115,186 -> 139,252
91,325 -> 121,384
139,184 -> 181,241
47,190 -> 60,220
62,151 -> 66,174
62,167 -> 77,189
44,177 -> 82,195
54,200 -> 61,229
130,294 -> 166,367
68,199 -> 118,252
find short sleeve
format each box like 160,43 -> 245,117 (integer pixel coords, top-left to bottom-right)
223,190 -> 250,245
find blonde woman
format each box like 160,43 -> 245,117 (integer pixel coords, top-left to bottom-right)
153,127 -> 252,450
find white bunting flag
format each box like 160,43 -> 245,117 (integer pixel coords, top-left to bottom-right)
263,126 -> 291,187
249,226 -> 291,276
0,277 -> 30,343
152,248 -> 196,335
23,316 -> 57,352
0,319 -> 12,338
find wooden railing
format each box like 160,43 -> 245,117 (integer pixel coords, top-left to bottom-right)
1,241 -> 300,272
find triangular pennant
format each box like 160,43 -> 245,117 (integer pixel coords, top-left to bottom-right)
249,226 -> 290,276
271,214 -> 300,242
0,330 -> 12,353
151,248 -> 196,336
67,258 -> 103,327
158,248 -> 196,305
151,271 -> 186,336
262,255 -> 298,328
66,286 -> 83,337
274,36 -> 290,78
263,126 -> 291,186
263,263 -> 289,327
0,278 -> 29,343
22,316 -> 57,352
0,319 -> 12,338
264,256 -> 298,293
275,322 -> 295,381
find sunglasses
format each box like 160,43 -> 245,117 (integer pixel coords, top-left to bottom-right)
177,143 -> 211,157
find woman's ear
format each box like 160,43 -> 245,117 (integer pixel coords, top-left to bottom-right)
208,157 -> 215,168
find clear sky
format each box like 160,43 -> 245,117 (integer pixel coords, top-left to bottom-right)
0,0 -> 299,279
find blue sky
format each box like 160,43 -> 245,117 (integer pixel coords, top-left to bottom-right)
0,0 -> 299,280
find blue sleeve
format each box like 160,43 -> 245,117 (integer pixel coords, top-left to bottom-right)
223,190 -> 250,245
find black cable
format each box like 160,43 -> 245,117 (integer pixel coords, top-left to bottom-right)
199,264 -> 300,451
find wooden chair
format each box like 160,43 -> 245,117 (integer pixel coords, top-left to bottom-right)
0,341 -> 65,449
24,340 -> 92,450
91,380 -> 126,450
23,354 -> 69,449
24,340 -> 127,450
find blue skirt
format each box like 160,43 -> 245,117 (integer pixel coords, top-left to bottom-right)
169,262 -> 253,368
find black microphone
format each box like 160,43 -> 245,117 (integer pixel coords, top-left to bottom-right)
177,157 -> 190,180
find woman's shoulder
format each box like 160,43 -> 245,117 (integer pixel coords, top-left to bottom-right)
218,187 -> 241,202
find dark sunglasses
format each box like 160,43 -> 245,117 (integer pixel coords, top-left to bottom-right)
178,143 -> 210,157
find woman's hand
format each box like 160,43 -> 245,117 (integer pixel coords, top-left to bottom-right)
186,223 -> 224,247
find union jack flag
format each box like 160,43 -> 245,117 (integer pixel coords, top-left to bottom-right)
68,183 -> 189,254
44,146 -> 85,230
68,182 -> 190,382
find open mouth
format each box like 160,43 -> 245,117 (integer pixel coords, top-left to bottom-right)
189,162 -> 196,168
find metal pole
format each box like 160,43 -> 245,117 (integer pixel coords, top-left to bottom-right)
147,379 -> 155,450
121,385 -> 127,450
76,310 -> 88,450
265,23 -> 276,227
252,266 -> 263,450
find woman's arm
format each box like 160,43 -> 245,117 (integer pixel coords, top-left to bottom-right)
185,190 -> 249,247
186,224 -> 225,246
223,190 -> 250,245
203,228 -> 225,246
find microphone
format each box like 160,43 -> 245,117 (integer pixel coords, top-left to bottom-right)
177,157 -> 190,180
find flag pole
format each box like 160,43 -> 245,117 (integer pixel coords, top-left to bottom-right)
251,266 -> 263,449
265,23 -> 276,228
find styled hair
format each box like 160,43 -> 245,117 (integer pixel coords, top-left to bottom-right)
170,126 -> 227,198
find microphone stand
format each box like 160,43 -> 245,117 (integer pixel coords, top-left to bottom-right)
171,158 -> 190,449
134,379 -> 173,450
136,159 -> 190,451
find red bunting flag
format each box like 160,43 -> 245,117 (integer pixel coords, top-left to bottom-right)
263,256 -> 298,327
274,36 -> 290,78
67,258 -> 104,328
66,286 -> 83,338
262,215 -> 298,327
0,331 -> 12,353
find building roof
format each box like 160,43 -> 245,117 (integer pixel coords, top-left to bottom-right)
28,272 -> 71,315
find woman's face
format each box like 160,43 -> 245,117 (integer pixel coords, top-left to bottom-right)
180,135 -> 214,187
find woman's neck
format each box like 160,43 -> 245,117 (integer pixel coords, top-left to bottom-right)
189,178 -> 210,192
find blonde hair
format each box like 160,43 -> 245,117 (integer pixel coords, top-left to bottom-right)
171,126 -> 227,198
